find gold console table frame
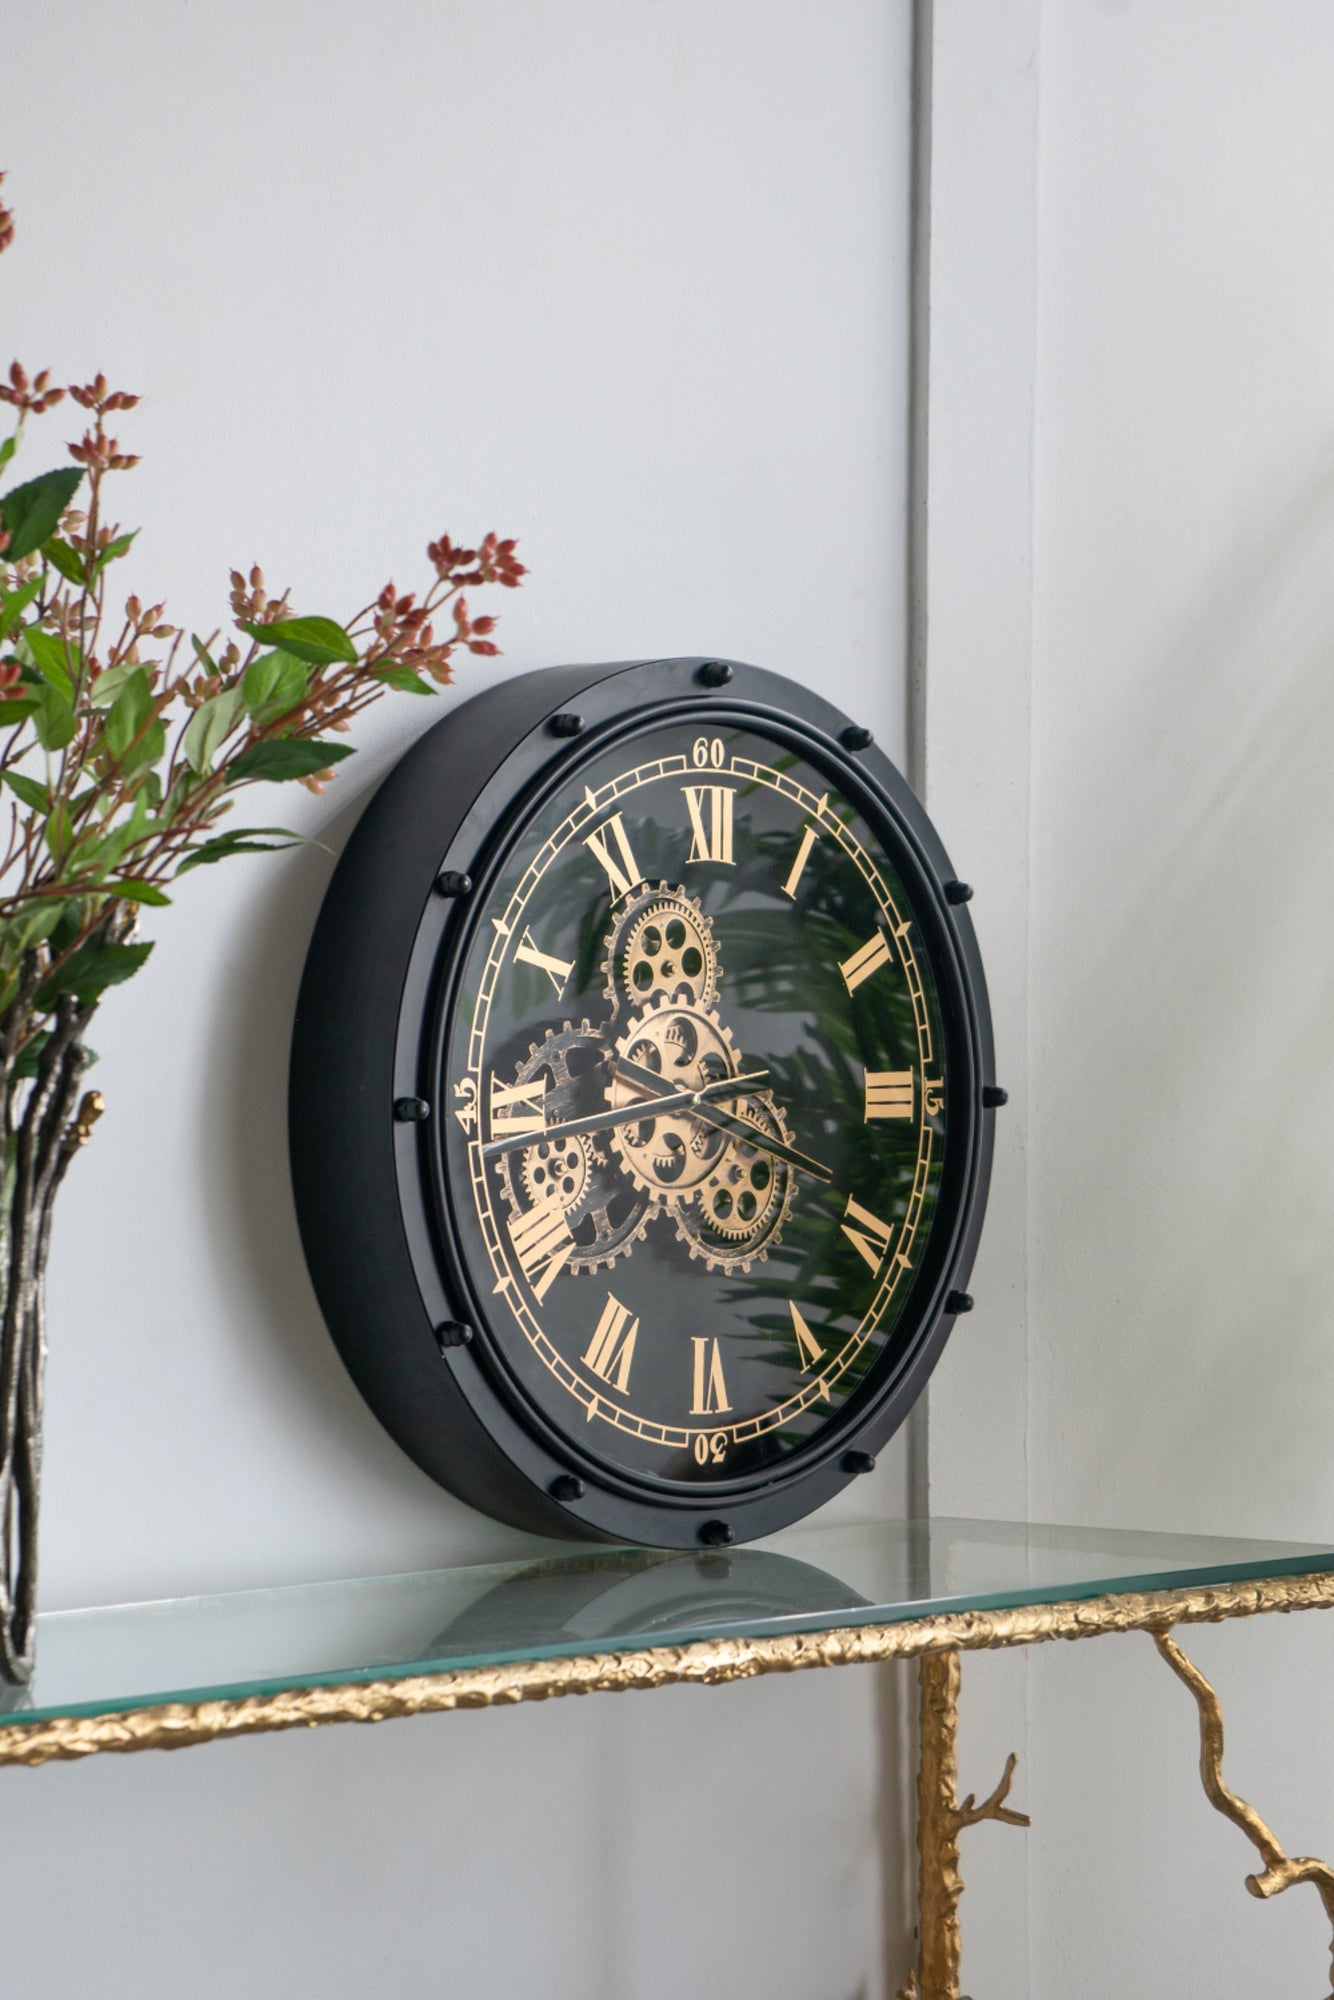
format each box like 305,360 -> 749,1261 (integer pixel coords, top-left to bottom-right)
3,1564 -> 1333,1996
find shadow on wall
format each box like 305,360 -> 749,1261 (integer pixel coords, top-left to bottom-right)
191,771 -> 456,1509
1033,446 -> 1334,1534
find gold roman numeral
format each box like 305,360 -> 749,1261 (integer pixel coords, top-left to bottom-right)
789,1303 -> 824,1372
690,1336 -> 732,1415
583,1294 -> 639,1394
584,812 -> 644,902
842,1194 -> 893,1273
489,1072 -> 548,1140
781,816 -> 822,900
682,785 -> 735,865
508,1195 -> 574,1301
865,1070 -> 914,1120
513,926 -> 574,998
840,929 -> 892,993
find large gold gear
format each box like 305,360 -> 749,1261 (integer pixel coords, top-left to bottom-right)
495,1022 -> 652,1271
606,997 -> 741,1202
602,884 -> 719,1010
674,1097 -> 795,1272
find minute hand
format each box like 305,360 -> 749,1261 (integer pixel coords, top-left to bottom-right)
614,1055 -> 833,1185
480,1067 -> 772,1161
691,1099 -> 833,1184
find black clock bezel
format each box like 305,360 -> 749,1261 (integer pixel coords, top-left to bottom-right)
289,656 -> 998,1548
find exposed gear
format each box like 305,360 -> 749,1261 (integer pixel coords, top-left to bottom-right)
602,884 -> 720,1010
519,1131 -> 593,1211
674,1097 -> 795,1272
495,1021 -> 652,1270
607,996 -> 742,1202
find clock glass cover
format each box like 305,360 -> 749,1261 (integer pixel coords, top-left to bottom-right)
290,659 -> 996,1547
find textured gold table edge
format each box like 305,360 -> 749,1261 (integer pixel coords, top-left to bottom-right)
4,1566 -> 1333,1769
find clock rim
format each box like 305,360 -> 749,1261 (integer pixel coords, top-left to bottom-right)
422,697 -> 980,1498
289,657 -> 997,1548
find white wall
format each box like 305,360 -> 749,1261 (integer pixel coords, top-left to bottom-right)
2,5 -> 916,1996
926,4 -> 1334,1994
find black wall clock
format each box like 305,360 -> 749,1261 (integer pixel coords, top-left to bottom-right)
290,657 -> 1000,1548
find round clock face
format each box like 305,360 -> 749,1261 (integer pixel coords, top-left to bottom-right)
441,718 -> 951,1490
290,659 -> 996,1547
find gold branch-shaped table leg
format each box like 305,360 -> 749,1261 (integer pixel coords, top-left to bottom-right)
899,1647 -> 1030,2000
1154,1630 -> 1334,1997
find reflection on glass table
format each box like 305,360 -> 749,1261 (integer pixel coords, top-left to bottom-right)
6,1516 -> 1333,1728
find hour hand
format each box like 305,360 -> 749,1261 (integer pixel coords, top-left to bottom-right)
611,1052 -> 769,1107
612,1053 -> 832,1184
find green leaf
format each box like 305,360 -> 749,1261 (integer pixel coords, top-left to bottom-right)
0,574 -> 42,637
182,685 -> 244,775
29,681 -> 75,752
239,615 -> 357,666
43,537 -> 86,587
103,668 -> 154,761
3,771 -> 51,816
372,664 -> 435,695
177,826 -> 305,873
37,936 -> 153,1010
50,901 -> 85,956
93,530 -> 137,574
11,1030 -> 48,1083
44,801 -> 73,863
101,790 -> 157,866
190,633 -> 218,675
91,819 -> 149,876
4,901 -> 67,955
87,661 -> 146,708
21,625 -> 77,695
242,649 -> 309,723
0,435 -> 16,476
113,878 -> 170,906
0,468 -> 83,564
226,737 -> 355,784
120,716 -> 165,780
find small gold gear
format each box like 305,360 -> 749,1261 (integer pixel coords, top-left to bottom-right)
519,1132 -> 592,1211
675,1098 -> 795,1272
602,884 -> 719,1010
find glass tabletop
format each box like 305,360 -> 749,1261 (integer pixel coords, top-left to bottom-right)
4,1517 -> 1332,1727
